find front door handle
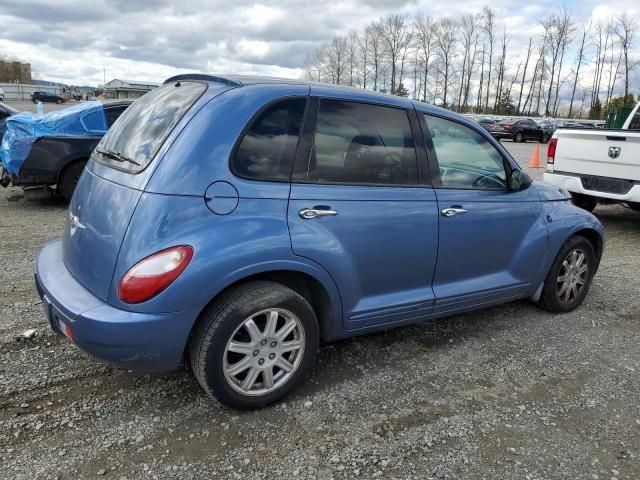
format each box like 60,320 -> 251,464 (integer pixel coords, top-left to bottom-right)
299,207 -> 338,219
441,207 -> 468,217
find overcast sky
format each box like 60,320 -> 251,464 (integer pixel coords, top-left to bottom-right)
0,0 -> 637,86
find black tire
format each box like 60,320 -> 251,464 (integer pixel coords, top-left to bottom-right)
571,193 -> 597,212
541,134 -> 549,144
515,132 -> 524,143
59,161 -> 86,201
628,202 -> 640,212
537,236 -> 596,313
56,99 -> 62,104
189,281 -> 319,410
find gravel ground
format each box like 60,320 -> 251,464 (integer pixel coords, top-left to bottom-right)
1,141 -> 639,480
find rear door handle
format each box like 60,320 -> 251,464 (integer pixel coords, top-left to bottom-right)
441,207 -> 468,217
299,207 -> 338,219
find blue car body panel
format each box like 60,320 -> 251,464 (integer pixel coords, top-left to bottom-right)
34,75 -> 605,373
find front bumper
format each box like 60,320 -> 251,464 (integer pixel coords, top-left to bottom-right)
543,171 -> 640,202
35,239 -> 199,372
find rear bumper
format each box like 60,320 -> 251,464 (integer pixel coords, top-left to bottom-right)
489,131 -> 510,140
35,239 -> 199,373
543,172 -> 640,202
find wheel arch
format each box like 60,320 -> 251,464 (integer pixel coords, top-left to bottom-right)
572,227 -> 604,265
189,264 -> 342,346
57,156 -> 89,187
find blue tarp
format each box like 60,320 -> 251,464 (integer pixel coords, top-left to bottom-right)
0,101 -> 107,176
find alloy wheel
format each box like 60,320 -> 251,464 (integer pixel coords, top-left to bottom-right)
223,308 -> 305,396
556,249 -> 589,304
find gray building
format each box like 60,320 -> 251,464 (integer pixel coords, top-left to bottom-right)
104,79 -> 159,99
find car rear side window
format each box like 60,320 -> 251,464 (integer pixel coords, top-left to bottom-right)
95,81 -> 206,173
304,100 -> 418,186
232,98 -> 306,181
425,114 -> 507,190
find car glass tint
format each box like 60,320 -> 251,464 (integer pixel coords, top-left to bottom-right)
233,98 -> 306,181
629,110 -> 640,130
96,81 -> 205,173
307,100 -> 418,185
425,115 -> 507,190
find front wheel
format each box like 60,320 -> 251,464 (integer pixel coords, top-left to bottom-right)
537,236 -> 596,313
515,132 -> 524,143
189,281 -> 319,410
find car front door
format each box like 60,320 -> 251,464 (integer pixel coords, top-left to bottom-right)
421,113 -> 546,314
288,96 -> 439,331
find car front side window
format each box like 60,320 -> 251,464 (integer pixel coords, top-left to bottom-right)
303,99 -> 418,186
425,114 -> 508,190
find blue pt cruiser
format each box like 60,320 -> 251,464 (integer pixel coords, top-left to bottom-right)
35,75 -> 604,409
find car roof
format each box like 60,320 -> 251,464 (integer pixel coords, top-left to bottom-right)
163,73 -> 462,122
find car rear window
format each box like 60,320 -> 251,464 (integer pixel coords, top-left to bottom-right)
95,81 -> 206,173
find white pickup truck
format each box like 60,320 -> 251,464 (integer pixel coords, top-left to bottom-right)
544,101 -> 640,212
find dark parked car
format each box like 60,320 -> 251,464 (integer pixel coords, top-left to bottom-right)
537,120 -> 557,139
31,91 -> 65,104
499,118 -> 547,143
0,101 -> 19,137
476,118 -> 509,140
35,75 -> 604,409
1,101 -> 131,199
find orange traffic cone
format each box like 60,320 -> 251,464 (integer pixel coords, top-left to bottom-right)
529,144 -> 543,168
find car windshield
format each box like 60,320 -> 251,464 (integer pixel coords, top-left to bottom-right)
95,81 -> 206,173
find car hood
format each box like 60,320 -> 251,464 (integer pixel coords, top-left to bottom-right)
533,180 -> 572,201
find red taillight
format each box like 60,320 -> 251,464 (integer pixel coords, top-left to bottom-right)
547,137 -> 557,164
118,246 -> 193,304
502,124 -> 512,130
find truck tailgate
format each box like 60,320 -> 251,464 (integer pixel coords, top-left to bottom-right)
554,130 -> 640,181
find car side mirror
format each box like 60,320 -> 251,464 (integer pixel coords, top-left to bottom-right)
509,170 -> 532,191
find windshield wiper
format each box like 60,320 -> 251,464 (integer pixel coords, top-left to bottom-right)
95,148 -> 142,167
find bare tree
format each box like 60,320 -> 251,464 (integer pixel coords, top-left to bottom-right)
481,6 -> 496,113
377,14 -> 413,94
615,14 -> 638,101
493,28 -> 508,112
326,36 -> 349,84
541,8 -> 574,116
568,24 -> 589,118
367,23 -> 384,91
414,14 -> 435,102
457,14 -> 479,112
435,18 -> 458,108
517,37 -> 533,114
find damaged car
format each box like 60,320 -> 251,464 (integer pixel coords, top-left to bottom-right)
0,100 -> 131,200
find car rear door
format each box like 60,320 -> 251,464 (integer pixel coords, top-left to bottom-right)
288,94 -> 439,331
420,113 -> 545,313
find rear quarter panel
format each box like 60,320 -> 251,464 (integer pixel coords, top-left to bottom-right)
21,136 -> 99,174
108,192 -> 342,326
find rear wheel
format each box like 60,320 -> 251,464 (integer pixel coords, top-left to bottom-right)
59,161 -> 86,201
571,193 -> 597,212
541,134 -> 549,144
189,281 -> 319,410
537,236 -> 596,313
515,132 -> 524,143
